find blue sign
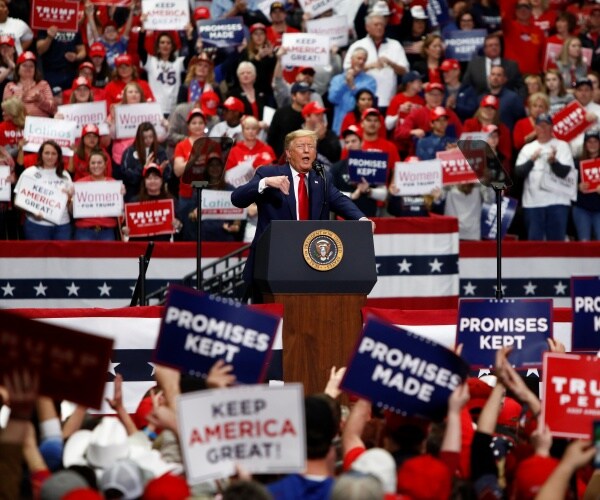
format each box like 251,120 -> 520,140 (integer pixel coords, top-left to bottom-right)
571,276 -> 600,351
481,196 -> 517,240
154,285 -> 280,383
341,318 -> 469,420
347,150 -> 388,185
444,30 -> 487,62
197,17 -> 245,48
457,299 -> 552,369
427,0 -> 450,28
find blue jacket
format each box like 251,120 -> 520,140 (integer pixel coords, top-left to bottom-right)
416,133 -> 455,161
328,71 -> 377,135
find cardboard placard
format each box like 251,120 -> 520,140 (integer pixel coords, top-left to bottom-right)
197,18 -> 245,48
552,100 -> 590,142
201,190 -> 247,220
444,29 -> 486,62
224,162 -> 255,188
31,0 -> 81,32
14,175 -> 69,225
24,116 -> 78,151
393,159 -> 442,196
281,33 -> 331,68
56,101 -> 108,137
73,181 -> 124,219
298,0 -> 336,20
113,103 -> 164,140
436,149 -> 480,186
305,15 -> 349,48
124,199 -> 175,237
571,276 -> 600,351
0,166 -> 10,202
348,150 -> 388,185
142,0 -> 190,30
579,158 -> 600,194
480,196 -> 517,240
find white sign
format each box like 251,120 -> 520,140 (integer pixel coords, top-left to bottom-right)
298,0 -> 336,19
177,384 -> 306,484
540,168 -> 578,201
306,15 -> 348,47
142,0 -> 190,30
113,103 -> 165,139
281,33 -> 331,68
224,162 -> 255,189
201,189 -> 247,219
14,175 -> 69,224
459,132 -> 488,142
0,166 -> 10,202
23,116 -> 78,154
72,181 -> 124,218
393,159 -> 442,196
57,101 -> 108,136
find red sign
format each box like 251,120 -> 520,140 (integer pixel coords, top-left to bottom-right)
90,0 -> 130,5
437,150 -> 479,186
552,101 -> 590,142
0,309 -> 114,409
31,0 -> 81,33
580,158 -> 600,194
125,199 -> 175,238
541,352 -> 600,439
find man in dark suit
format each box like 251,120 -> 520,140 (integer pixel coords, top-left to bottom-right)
231,129 -> 372,300
461,34 -> 525,99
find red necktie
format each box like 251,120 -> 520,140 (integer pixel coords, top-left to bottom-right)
298,173 -> 309,220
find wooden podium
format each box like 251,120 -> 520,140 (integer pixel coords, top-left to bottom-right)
254,221 -> 377,395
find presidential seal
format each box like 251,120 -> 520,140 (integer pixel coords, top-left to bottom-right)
303,229 -> 343,271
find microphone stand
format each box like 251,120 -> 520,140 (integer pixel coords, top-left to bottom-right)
491,181 -> 507,299
313,161 -> 327,219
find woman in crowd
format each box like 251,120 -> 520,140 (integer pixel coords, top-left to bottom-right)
546,11 -> 577,47
0,34 -> 16,98
386,71 -> 425,148
524,74 -> 546,104
545,68 -> 574,115
340,89 -> 385,139
225,116 -> 276,170
3,51 -> 55,118
104,54 -> 154,107
588,71 -> 600,105
87,41 -> 111,89
513,92 -> 551,151
73,149 -> 121,241
554,37 -> 588,90
121,122 -> 170,202
14,140 -> 73,240
238,23 -> 276,94
70,124 -> 112,181
68,76 -> 94,105
177,52 -> 220,104
411,34 -> 445,85
573,129 -> 600,240
227,61 -> 275,121
0,97 -> 25,159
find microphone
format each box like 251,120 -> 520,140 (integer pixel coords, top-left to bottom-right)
312,160 -> 325,179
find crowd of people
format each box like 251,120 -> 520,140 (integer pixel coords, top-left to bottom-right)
1,0 -> 600,242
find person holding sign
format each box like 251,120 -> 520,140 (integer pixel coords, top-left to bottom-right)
13,140 -> 73,240
225,116 -> 276,170
573,130 -> 600,240
415,107 -> 457,161
104,54 -> 155,107
70,124 -> 113,181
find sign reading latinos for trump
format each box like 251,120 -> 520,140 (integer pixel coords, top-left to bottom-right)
281,33 -> 331,68
481,196 -> 517,241
72,181 -> 124,219
57,101 -> 108,137
114,103 -> 165,140
31,0 -> 81,33
444,29 -> 486,62
348,150 -> 388,185
225,162 -> 255,189
542,352 -> 600,439
197,18 -> 244,49
124,199 -> 175,237
178,384 -> 305,484
457,298 -> 552,369
306,15 -> 349,48
0,166 -> 10,202
393,159 -> 442,196
552,101 -> 590,142
142,0 -> 189,30
341,318 -> 469,420
154,285 -> 280,383
23,116 -> 78,154
298,0 -> 336,20
571,276 -> 600,351
201,190 -> 247,220
0,309 -> 113,409
580,158 -> 600,194
437,150 -> 479,186
14,175 -> 69,225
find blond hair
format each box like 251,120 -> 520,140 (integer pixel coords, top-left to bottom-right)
1,97 -> 25,128
284,129 -> 317,151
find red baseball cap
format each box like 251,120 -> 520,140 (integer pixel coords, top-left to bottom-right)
142,474 -> 190,500
142,162 -> 163,177
200,90 -> 220,116
193,6 -> 211,20
397,455 -> 453,500
81,123 -> 100,137
187,107 -> 206,122
440,58 -> 460,72
430,105 -> 448,121
302,101 -> 326,118
17,51 -> 36,65
250,23 -> 267,34
0,35 -> 14,47
72,76 -> 91,90
190,52 -> 213,67
513,455 -> 559,500
78,61 -> 95,72
361,107 -> 381,121
481,94 -> 499,109
299,66 -> 316,75
223,96 -> 245,113
424,82 -> 444,93
89,42 -> 106,58
341,124 -> 363,139
114,53 -> 133,66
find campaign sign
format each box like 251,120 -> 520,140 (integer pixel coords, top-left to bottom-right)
540,167 -> 578,201
57,101 -> 107,136
341,318 -> 469,420
481,196 -> 517,240
142,0 -> 189,30
541,352 -> 600,439
306,15 -> 349,48
426,0 -> 450,27
393,159 -> 442,196
444,29 -> 486,62
31,0 -> 81,33
197,18 -> 244,49
580,158 -> 600,194
73,181 -> 124,219
457,299 -> 552,369
552,101 -> 590,142
14,175 -> 69,225
571,276 -> 600,351
436,150 -> 479,186
281,33 -> 331,68
202,190 -> 247,220
298,0 -> 336,20
348,150 -> 388,185
114,103 -> 164,140
225,162 -> 255,188
0,308 -> 113,409
124,199 -> 175,237
154,285 -> 280,383
178,384 -> 305,484
24,116 -> 78,150
0,166 -> 10,202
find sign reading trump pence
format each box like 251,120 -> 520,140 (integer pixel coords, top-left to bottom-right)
542,353 -> 600,439
124,199 -> 175,237
178,384 -> 305,484
154,285 -> 280,383
571,276 -> 600,351
281,33 -> 330,68
341,318 -> 469,420
457,299 -> 552,369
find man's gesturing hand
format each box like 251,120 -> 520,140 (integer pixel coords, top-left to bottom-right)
265,175 -> 290,195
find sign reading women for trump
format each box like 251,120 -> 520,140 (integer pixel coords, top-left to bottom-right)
341,318 -> 469,420
571,276 -> 600,351
14,176 -> 69,225
57,101 -> 108,136
197,18 -> 244,48
393,159 -> 442,196
281,33 -> 330,67
201,190 -> 246,220
348,151 -> 388,185
457,299 -> 552,369
73,181 -> 124,218
114,103 -> 165,139
178,384 -> 305,484
142,0 -> 189,30
542,352 -> 600,439
154,286 -> 280,383
225,162 -> 255,188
